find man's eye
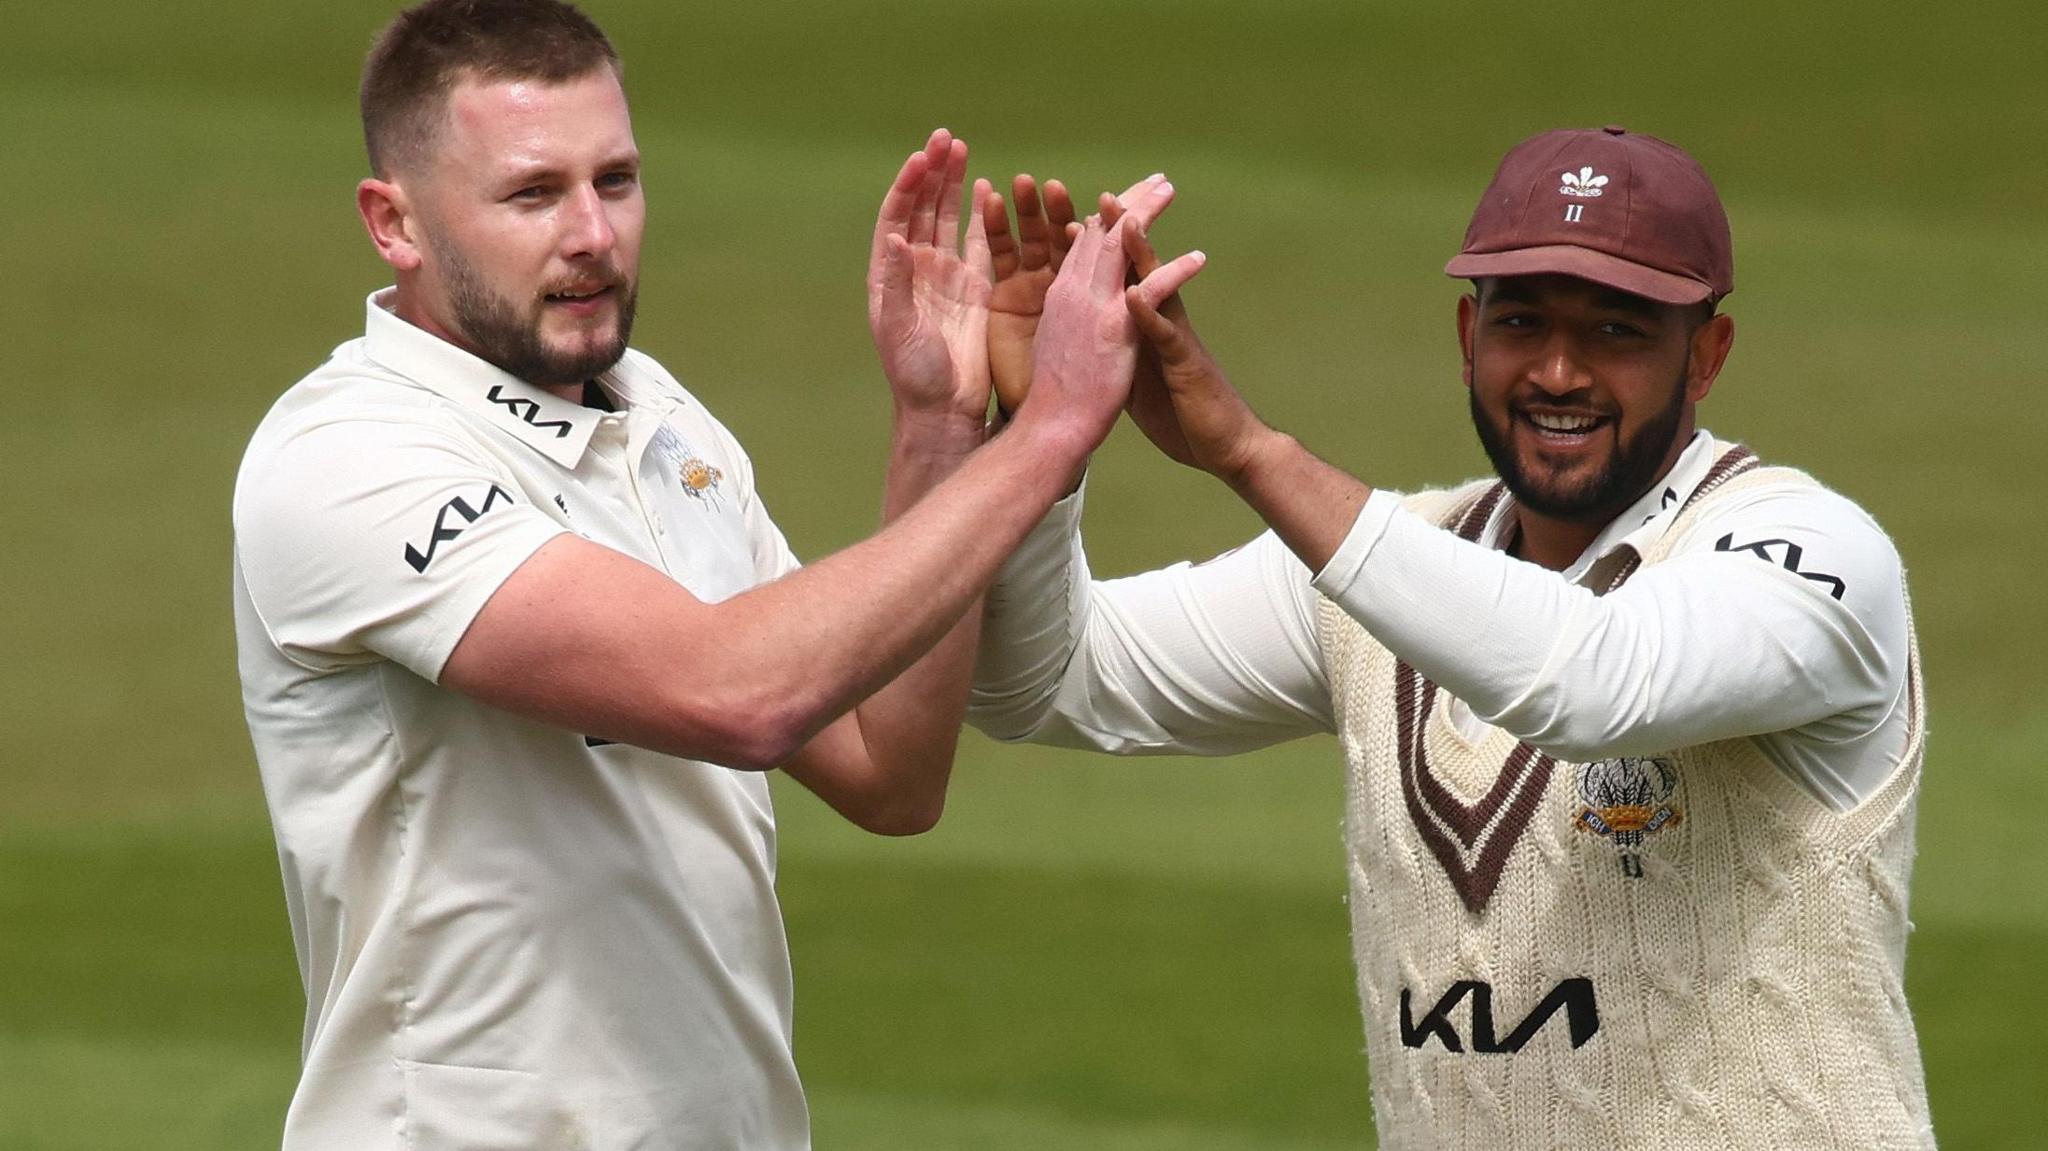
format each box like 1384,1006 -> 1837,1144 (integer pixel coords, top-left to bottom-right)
508,186 -> 547,203
1493,313 -> 1537,329
1600,322 -> 1646,337
599,171 -> 638,191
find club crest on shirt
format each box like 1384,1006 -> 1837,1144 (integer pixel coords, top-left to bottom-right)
678,456 -> 724,502
652,424 -> 725,506
1573,755 -> 1683,878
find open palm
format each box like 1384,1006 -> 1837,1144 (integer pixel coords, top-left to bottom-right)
868,130 -> 993,423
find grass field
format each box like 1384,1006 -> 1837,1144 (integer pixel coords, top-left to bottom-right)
4,0 -> 2045,1146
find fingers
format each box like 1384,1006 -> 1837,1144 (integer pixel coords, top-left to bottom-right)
871,149 -> 931,274
964,187 -> 993,281
1124,219 -> 1163,279
1098,191 -> 1122,229
1091,213 -> 1134,297
1057,211 -> 1104,296
1125,249 -> 1206,349
1087,175 -> 1172,284
1133,248 -> 1206,310
1013,174 -> 1052,272
988,173 -> 1079,282
1118,174 -> 1175,235
978,180 -> 1019,279
1124,282 -> 1179,351
1043,180 -> 1076,271
907,129 -> 951,247
934,137 -> 968,252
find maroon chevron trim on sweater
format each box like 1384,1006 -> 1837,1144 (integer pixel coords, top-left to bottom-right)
1393,447 -> 1758,914
1599,444 -> 1760,591
1396,660 -> 1558,914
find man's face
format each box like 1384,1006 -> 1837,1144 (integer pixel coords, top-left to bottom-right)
405,69 -> 644,387
1460,275 -> 1720,525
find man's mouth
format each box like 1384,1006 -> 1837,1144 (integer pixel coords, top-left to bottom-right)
1517,408 -> 1610,444
545,284 -> 613,303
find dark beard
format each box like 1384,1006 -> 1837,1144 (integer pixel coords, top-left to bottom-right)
1469,374 -> 1687,525
434,238 -> 635,388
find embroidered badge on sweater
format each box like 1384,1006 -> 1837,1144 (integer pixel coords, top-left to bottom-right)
1573,756 -> 1683,878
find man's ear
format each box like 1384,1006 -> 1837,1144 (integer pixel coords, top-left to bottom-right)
1456,291 -> 1478,390
1685,312 -> 1736,404
357,178 -> 423,273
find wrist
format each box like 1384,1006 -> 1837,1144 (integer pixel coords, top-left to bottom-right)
1218,425 -> 1297,494
1001,402 -> 1100,477
891,404 -> 987,453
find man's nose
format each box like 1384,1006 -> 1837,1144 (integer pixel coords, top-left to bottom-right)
1530,335 -> 1591,395
559,184 -> 617,260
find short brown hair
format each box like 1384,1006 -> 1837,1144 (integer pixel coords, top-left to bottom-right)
360,0 -> 621,178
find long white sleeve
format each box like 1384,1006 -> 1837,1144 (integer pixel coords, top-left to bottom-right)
970,484 -> 1334,755
971,442 -> 1913,812
1312,482 -> 1911,810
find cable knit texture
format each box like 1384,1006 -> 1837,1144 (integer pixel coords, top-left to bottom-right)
1317,453 -> 1932,1150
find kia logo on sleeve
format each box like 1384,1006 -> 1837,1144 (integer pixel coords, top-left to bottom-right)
404,485 -> 513,573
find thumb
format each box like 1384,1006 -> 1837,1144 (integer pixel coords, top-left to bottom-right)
1127,249 -> 1207,343
875,233 -> 919,342
1126,221 -> 1165,280
1125,283 -> 1184,356
964,196 -> 993,282
880,233 -> 915,299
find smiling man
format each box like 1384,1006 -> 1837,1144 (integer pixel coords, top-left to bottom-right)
229,1 -> 1180,1146
971,127 -> 1934,1147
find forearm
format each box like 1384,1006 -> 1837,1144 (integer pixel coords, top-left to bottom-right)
731,417 -> 1089,763
821,410 -> 989,824
970,503 -> 1337,754
1222,427 -> 1373,577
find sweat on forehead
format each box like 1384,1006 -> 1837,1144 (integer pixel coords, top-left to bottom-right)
359,0 -> 620,179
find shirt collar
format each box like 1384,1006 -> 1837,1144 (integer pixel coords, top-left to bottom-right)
1478,430 -> 1721,585
361,288 -> 599,468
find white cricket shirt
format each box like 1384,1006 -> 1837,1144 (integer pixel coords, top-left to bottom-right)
971,432 -> 1912,811
233,290 -> 809,1150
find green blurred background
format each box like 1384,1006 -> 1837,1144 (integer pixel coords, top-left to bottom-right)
4,1 -> 2044,1146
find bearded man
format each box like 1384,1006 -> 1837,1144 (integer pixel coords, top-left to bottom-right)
971,127 -> 1933,1148
230,1 -> 1184,1145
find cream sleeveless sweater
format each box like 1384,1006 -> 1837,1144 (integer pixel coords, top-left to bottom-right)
1317,448 -> 1932,1149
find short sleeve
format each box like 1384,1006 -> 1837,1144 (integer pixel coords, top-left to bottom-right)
234,415 -> 569,681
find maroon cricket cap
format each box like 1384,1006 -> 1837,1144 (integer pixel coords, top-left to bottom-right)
1444,126 -> 1733,306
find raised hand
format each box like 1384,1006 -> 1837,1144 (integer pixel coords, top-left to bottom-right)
980,174 -> 1076,416
1097,191 -> 1188,467
1014,210 -> 1205,462
981,173 -> 1177,417
1123,225 -> 1272,483
868,130 -> 994,426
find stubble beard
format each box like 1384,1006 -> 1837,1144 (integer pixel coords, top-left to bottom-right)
432,236 -> 637,389
1469,372 -> 1689,525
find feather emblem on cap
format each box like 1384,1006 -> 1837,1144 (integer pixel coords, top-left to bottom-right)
1559,167 -> 1610,197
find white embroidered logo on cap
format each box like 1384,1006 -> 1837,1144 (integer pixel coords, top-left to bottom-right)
1559,167 -> 1609,198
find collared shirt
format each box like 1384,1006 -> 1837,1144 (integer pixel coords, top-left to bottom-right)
233,290 -> 809,1150
969,432 -> 1912,812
